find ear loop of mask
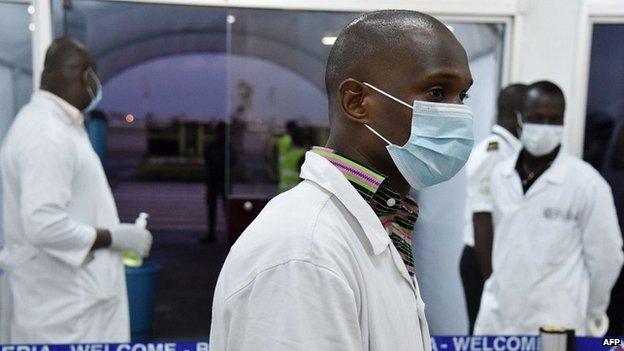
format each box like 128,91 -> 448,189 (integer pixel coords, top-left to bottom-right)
362,82 -> 413,146
364,124 -> 392,146
84,68 -> 100,99
516,111 -> 524,135
362,82 -> 413,110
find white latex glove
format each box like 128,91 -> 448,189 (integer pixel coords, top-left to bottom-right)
587,313 -> 609,336
110,223 -> 153,257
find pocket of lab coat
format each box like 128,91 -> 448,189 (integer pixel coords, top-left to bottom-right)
533,219 -> 576,267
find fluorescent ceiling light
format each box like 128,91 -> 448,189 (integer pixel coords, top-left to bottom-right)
322,36 -> 337,46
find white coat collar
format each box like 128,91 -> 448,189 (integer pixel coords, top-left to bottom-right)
35,90 -> 85,125
492,124 -> 522,152
502,149 -> 568,185
300,151 -> 391,255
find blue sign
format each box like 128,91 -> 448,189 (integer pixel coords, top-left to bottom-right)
0,337 -> 621,351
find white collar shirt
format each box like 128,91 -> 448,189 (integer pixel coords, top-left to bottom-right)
210,151 -> 431,351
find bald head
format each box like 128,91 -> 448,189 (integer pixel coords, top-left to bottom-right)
498,84 -> 527,117
43,37 -> 93,75
496,83 -> 527,135
521,80 -> 565,125
325,10 -> 459,100
40,37 -> 98,111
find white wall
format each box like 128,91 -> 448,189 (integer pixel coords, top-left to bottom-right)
413,49 -> 501,335
511,0 -> 586,155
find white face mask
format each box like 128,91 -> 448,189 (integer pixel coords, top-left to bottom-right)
520,123 -> 563,156
362,82 -> 474,189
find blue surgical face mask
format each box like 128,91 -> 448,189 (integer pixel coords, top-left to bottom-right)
82,68 -> 102,114
363,82 -> 474,189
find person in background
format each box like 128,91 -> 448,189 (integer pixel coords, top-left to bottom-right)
201,121 -> 227,244
583,112 -> 615,171
276,120 -> 306,193
85,109 -> 108,166
461,83 -> 527,333
210,10 -> 474,350
474,81 -> 624,335
0,37 -> 152,343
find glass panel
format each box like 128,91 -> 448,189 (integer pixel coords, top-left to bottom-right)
51,2 -> 508,339
54,0 -> 229,340
583,23 -> 624,334
223,9 -> 357,246
0,0 -> 33,250
0,2 -> 32,142
584,24 -> 624,226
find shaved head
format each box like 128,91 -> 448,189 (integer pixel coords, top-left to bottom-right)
498,84 -> 528,118
497,83 -> 527,136
40,37 -> 98,111
43,37 -> 93,74
523,80 -> 565,115
521,80 -> 565,126
325,10 -> 456,100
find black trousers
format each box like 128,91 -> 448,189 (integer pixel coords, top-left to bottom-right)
460,245 -> 485,334
205,179 -> 225,240
607,266 -> 624,335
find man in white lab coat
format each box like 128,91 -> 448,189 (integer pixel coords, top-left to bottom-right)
474,81 -> 624,335
210,10 -> 475,351
460,84 -> 526,333
0,38 -> 153,343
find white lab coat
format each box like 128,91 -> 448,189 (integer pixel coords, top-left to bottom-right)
474,151 -> 624,335
210,151 -> 430,351
463,125 -> 521,246
0,91 -> 129,343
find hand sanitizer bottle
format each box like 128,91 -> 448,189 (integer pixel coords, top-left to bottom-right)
122,212 -> 149,267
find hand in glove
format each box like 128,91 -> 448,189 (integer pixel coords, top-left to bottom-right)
587,313 -> 609,337
110,223 -> 153,257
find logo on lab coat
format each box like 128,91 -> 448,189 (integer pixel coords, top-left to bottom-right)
543,207 -> 579,222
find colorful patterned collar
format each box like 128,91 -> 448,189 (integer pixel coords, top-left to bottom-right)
312,146 -> 418,275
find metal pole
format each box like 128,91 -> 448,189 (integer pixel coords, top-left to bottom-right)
31,0 -> 52,90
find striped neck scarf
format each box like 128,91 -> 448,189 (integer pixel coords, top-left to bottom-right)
312,146 -> 419,276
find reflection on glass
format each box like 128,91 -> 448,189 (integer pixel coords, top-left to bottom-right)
584,23 -> 624,335
56,1 -> 230,340
0,0 -> 33,263
52,1 -> 507,340
0,2 -> 33,140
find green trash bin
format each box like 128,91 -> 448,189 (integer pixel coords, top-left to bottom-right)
125,260 -> 160,342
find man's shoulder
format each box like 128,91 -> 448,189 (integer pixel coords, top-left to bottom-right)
9,99 -> 68,141
217,180 -> 360,299
486,156 -> 516,184
467,134 -> 515,172
562,153 -> 610,189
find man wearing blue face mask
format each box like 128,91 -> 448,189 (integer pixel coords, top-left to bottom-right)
474,81 -> 623,336
210,10 -> 473,351
0,37 -> 152,342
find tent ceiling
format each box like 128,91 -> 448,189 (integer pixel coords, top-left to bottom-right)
1,1 -> 502,87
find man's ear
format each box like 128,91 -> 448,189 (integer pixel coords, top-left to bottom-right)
339,79 -> 370,124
